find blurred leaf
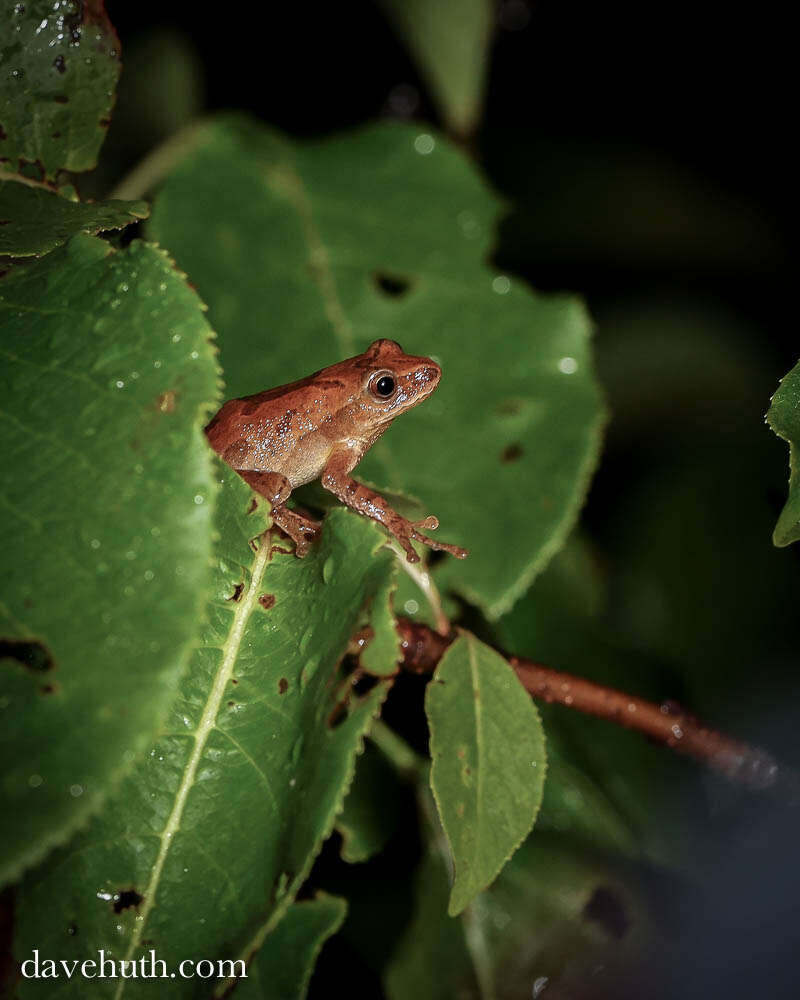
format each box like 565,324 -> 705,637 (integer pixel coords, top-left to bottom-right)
469,833 -> 651,998
425,632 -> 546,914
81,29 -> 205,202
0,176 -> 147,257
0,234 -> 219,887
148,117 -> 605,619
536,737 -> 640,860
0,0 -> 120,179
13,474 -> 395,999
496,144 -> 780,273
767,361 -> 800,546
596,297 -> 773,442
495,538 -> 708,868
235,895 -> 347,1000
336,744 -> 403,863
384,848 -> 477,1000
376,0 -> 493,138
386,825 -> 650,1000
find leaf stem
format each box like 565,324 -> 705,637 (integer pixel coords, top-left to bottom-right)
369,718 -> 427,780
388,541 -> 450,634
393,618 -> 787,793
108,122 -> 205,201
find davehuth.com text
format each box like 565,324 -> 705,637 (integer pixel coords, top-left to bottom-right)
20,949 -> 247,981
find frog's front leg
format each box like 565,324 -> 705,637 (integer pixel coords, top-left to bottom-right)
320,450 -> 468,563
237,469 -> 321,556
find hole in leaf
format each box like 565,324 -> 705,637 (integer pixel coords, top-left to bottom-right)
352,673 -> 379,697
374,271 -> 412,297
228,583 -> 244,602
0,638 -> 54,673
278,678 -> 289,694
113,889 -> 143,914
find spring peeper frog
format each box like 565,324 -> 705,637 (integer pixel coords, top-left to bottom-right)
205,339 -> 468,563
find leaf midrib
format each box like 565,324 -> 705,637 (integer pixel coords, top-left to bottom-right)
467,636 -> 485,879
113,532 -> 273,999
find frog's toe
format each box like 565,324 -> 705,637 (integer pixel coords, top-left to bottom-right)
414,515 -> 439,531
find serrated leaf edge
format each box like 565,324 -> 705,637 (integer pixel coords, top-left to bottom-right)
426,632 -> 548,917
765,363 -> 800,546
0,237 -> 223,890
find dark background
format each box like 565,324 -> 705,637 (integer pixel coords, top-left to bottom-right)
101,3 -> 799,996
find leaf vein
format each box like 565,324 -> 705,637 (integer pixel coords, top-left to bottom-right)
112,531 -> 274,999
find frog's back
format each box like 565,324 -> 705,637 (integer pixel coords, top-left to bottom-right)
205,375 -> 342,485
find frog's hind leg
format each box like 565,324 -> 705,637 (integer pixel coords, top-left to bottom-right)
236,469 -> 320,557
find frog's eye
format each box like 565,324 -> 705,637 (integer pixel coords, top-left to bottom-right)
369,371 -> 397,400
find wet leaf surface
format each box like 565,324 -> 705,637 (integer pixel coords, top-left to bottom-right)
13,469 -> 396,998
0,233 -> 219,886
0,0 -> 120,179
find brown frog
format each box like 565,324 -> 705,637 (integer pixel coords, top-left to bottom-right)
205,339 -> 467,563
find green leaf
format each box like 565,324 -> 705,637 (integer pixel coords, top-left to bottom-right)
425,632 -> 546,915
0,0 -> 120,179
360,564 -> 401,677
235,895 -> 347,1000
0,234 -> 219,887
336,743 -> 402,863
147,117 -> 605,619
13,470 -> 395,998
766,361 -> 800,546
375,0 -> 493,139
386,828 -> 651,1000
0,176 -> 148,257
385,848 -> 478,1000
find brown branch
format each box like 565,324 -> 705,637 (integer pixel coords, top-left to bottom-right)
394,618 -> 785,792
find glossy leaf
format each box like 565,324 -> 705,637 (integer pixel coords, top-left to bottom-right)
766,361 -> 800,546
147,117 -> 605,618
13,470 -> 395,998
0,234 -> 219,886
376,0 -> 493,138
0,0 -> 120,179
235,895 -> 347,1000
425,632 -> 546,914
0,176 -> 148,257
